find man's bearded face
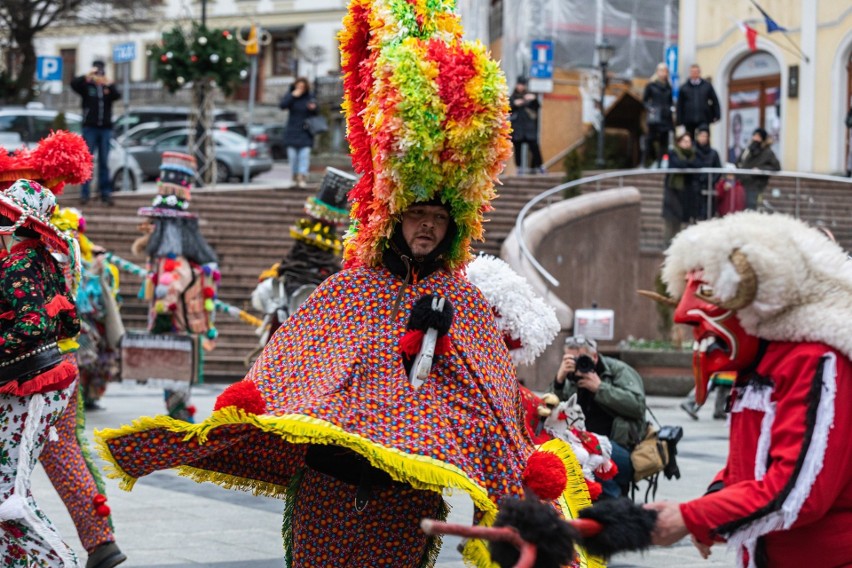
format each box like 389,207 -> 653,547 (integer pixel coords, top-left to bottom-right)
401,205 -> 450,258
673,271 -> 761,404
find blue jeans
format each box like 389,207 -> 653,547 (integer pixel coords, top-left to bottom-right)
601,441 -> 634,498
287,146 -> 311,177
82,127 -> 113,199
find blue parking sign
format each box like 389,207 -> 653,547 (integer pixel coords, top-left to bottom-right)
530,40 -> 554,79
36,56 -> 63,81
113,43 -> 136,64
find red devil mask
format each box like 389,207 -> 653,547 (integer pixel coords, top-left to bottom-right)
673,271 -> 761,404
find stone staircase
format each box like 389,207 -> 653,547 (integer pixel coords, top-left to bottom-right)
64,174 -> 560,382
63,170 -> 851,382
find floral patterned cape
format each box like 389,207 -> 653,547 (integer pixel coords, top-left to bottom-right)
96,266 -> 598,566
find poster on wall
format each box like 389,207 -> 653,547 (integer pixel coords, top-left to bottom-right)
764,87 -> 781,157
727,90 -> 760,163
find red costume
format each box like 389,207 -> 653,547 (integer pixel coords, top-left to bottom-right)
662,211 -> 852,567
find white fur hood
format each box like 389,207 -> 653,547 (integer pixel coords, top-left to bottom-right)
661,211 -> 852,359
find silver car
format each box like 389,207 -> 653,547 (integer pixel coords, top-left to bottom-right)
124,128 -> 273,183
0,107 -> 144,192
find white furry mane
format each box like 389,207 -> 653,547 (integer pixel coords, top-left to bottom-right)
661,212 -> 852,359
466,254 -> 560,365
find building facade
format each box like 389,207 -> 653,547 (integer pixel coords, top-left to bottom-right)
680,0 -> 852,174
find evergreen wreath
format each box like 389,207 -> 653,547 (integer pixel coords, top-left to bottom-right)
148,24 -> 247,96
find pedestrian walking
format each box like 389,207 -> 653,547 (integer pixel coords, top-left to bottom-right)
279,77 -> 318,188
70,60 -> 121,206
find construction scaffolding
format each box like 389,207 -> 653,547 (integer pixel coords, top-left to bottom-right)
461,0 -> 678,88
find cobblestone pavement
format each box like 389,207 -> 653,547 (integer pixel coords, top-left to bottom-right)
31,382 -> 736,567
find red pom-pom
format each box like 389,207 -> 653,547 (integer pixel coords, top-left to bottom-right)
522,450 -> 568,501
214,380 -> 267,415
29,130 -> 94,191
203,286 -> 216,299
186,405 -> 197,417
586,479 -> 603,501
595,461 -> 619,481
167,303 -> 178,312
399,329 -> 425,358
95,504 -> 111,517
92,494 -> 107,506
163,259 -> 177,272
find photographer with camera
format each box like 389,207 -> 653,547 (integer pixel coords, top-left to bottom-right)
549,335 -> 647,498
70,59 -> 121,206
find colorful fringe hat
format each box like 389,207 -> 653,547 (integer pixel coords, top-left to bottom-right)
0,130 -> 93,194
339,0 -> 513,270
466,254 -> 560,366
138,152 -> 196,218
290,167 -> 355,254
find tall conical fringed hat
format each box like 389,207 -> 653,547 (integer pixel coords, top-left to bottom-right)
339,0 -> 513,270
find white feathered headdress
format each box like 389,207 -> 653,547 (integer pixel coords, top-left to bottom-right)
661,211 -> 852,360
466,254 -> 560,365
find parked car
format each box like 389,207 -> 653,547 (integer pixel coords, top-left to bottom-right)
123,128 -> 273,183
118,121 -> 270,157
248,124 -> 287,160
113,107 -> 240,135
0,107 -> 144,192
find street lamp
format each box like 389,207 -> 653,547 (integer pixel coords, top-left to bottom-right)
595,39 -> 615,168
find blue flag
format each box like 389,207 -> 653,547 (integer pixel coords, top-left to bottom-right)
751,0 -> 787,33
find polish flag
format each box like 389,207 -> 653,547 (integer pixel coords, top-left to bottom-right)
738,21 -> 759,51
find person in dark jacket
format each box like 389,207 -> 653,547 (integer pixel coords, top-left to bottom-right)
676,64 -> 720,140
693,125 -> 721,219
662,131 -> 701,245
548,335 -> 646,497
642,63 -> 674,167
735,127 -> 781,209
279,77 -> 318,188
70,60 -> 121,206
509,77 -> 543,173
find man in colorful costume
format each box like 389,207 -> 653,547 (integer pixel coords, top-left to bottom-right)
647,211 -> 852,567
131,152 -> 220,422
250,167 -> 351,351
0,133 -> 126,568
94,2 -> 603,566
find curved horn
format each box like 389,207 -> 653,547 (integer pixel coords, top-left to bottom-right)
699,250 -> 758,311
636,289 -> 678,307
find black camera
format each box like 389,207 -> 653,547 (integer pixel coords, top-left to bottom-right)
575,354 -> 596,374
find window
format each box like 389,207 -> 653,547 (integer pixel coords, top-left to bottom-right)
273,37 -> 297,76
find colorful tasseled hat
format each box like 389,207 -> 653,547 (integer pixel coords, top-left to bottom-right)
290,167 -> 355,254
138,152 -> 196,218
0,130 -> 93,194
339,0 -> 513,270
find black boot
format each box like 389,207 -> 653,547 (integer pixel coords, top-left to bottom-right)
86,542 -> 127,568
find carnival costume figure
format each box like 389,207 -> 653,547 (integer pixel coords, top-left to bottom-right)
52,208 -> 123,410
0,133 -> 126,568
250,167 -> 352,351
645,212 -> 852,567
131,152 -> 220,422
93,2 -> 606,566
0,179 -> 82,567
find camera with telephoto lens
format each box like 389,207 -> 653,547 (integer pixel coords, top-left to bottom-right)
575,354 -> 596,374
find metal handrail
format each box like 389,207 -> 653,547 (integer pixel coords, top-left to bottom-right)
514,167 -> 852,288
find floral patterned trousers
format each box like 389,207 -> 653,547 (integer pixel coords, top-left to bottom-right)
0,383 -> 79,567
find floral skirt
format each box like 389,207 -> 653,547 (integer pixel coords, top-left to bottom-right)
0,382 -> 79,567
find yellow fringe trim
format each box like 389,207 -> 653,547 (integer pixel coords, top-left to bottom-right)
539,439 -> 607,568
95,406 -> 502,568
